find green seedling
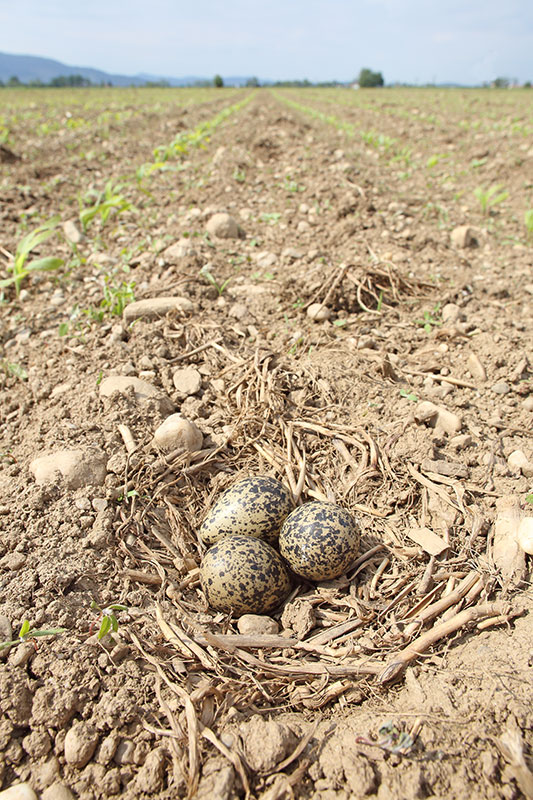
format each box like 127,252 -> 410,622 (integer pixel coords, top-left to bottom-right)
525,493 -> 533,505
400,388 -> 418,403
356,720 -> 416,755
525,209 -> 533,239
199,265 -> 231,295
416,304 -> 441,333
0,619 -> 66,651
79,180 -> 132,231
0,216 -> 64,296
90,601 -> 128,640
233,168 -> 246,183
426,153 -> 448,168
261,212 -> 281,224
0,360 -> 27,381
473,184 -> 509,215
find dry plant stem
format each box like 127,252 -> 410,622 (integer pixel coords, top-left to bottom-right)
118,424 -> 137,454
379,601 -> 512,684
169,337 -> 223,363
402,369 -> 478,390
401,570 -> 481,637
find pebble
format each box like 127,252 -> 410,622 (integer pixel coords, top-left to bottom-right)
467,352 -> 487,381
441,303 -> 464,324
64,722 -> 99,767
421,459 -> 469,478
99,375 -> 174,414
42,784 -> 75,800
152,414 -> 203,453
132,748 -> 166,794
172,367 -> 202,397
256,251 -> 277,269
0,785 -> 38,800
522,396 -> 533,412
206,213 -> 242,239
307,303 -> 331,321
30,449 -> 107,489
491,381 -> 510,395
62,220 -> 83,244
123,296 -> 193,322
237,615 -> 279,635
241,717 -> 295,773
414,401 -> 462,435
507,450 -> 533,478
450,434 -> 472,450
0,552 -> 26,570
163,239 -> 195,261
451,225 -> 477,248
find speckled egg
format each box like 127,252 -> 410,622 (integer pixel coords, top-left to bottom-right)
199,476 -> 293,546
279,502 -> 360,581
200,535 -> 291,615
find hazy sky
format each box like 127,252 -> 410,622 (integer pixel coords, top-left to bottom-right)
1,0 -> 532,84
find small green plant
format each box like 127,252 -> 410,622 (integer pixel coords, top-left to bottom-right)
416,304 -> 441,333
232,168 -> 246,183
0,216 -> 64,296
426,153 -> 448,169
473,184 -> 509,215
0,619 -> 66,651
0,360 -> 28,381
525,493 -> 533,505
200,265 -> 231,295
79,180 -> 132,231
90,601 -> 128,640
261,212 -> 281,224
525,209 -> 533,240
400,388 -> 419,403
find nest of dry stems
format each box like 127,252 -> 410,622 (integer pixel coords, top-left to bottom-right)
108,261 -> 519,796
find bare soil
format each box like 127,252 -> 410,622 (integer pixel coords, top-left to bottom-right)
0,87 -> 532,800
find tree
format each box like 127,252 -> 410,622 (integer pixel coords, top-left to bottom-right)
358,68 -> 384,88
245,77 -> 260,87
7,76 -> 21,87
493,77 -> 509,88
213,74 -> 224,88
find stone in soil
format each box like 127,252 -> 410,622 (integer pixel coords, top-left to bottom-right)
451,225 -> 477,247
467,352 -> 487,381
206,212 -> 243,239
172,367 -> 202,397
63,721 -> 99,768
99,375 -> 174,414
491,381 -> 510,395
62,220 -> 83,244
307,303 -> 331,321
123,296 -> 193,322
0,785 -> 38,800
237,614 -> 279,635
240,716 -> 296,772
507,450 -> 533,477
30,449 -> 107,489
42,785 -> 75,800
152,414 -> 203,453
413,401 -> 462,435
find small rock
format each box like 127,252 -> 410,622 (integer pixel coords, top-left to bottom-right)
467,352 -> 487,381
62,220 -> 83,244
163,239 -> 195,261
491,381 -> 510,395
0,552 -> 25,570
281,599 -> 316,638
237,615 -> 279,635
241,717 -> 296,772
421,459 -> 469,478
206,213 -> 243,239
42,784 -> 75,800
0,784 -> 38,800
441,303 -> 464,324
195,757 -> 234,800
152,415 -> 203,453
414,401 -> 462,435
172,367 -> 202,397
30,449 -> 107,489
522,396 -> 533,412
450,434 -> 472,450
64,722 -> 99,768
451,225 -> 477,248
132,748 -> 166,794
114,739 -> 135,765
307,303 -> 331,321
123,296 -> 193,322
99,375 -> 173,414
507,450 -> 533,478
228,303 -> 249,320
256,251 -> 277,269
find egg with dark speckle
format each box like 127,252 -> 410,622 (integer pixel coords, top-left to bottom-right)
199,476 -> 293,546
200,535 -> 291,614
279,502 -> 360,581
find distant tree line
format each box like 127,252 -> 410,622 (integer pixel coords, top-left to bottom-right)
0,74 -> 109,88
